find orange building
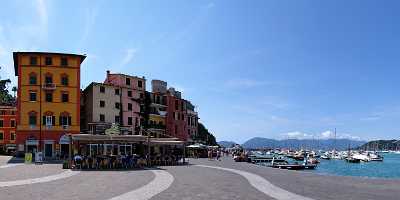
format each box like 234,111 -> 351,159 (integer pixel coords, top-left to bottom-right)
13,52 -> 86,158
0,105 -> 17,154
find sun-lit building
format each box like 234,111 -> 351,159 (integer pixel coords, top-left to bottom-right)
13,52 -> 86,158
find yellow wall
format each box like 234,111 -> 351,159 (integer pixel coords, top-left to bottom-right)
149,115 -> 165,125
17,53 -> 81,132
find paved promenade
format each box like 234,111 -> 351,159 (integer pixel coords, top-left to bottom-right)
0,156 -> 399,200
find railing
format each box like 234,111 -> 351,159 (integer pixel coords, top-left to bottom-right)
42,83 -> 56,90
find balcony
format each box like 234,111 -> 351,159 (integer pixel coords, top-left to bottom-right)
149,111 -> 167,117
42,83 -> 56,90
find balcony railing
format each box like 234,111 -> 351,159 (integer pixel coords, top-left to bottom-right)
42,83 -> 56,90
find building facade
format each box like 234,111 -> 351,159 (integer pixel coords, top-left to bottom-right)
104,71 -> 146,135
148,80 -> 168,137
0,105 -> 17,154
81,82 -> 121,134
166,88 -> 189,141
14,52 -> 85,158
185,100 -> 198,141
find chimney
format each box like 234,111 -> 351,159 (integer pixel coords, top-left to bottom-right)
106,70 -> 110,75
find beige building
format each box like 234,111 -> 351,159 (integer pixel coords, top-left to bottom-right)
81,82 -> 121,134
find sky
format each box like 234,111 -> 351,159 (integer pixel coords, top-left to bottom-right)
1,0 -> 400,143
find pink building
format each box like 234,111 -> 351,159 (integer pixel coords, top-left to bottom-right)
104,71 -> 146,135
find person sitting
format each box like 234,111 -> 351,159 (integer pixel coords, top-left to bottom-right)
74,154 -> 82,169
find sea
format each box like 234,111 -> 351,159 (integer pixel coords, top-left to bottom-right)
312,153 -> 400,179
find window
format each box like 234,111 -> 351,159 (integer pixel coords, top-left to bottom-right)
100,100 -> 105,107
59,115 -> 71,126
127,90 -> 132,97
128,103 -> 132,111
10,132 -> 16,141
11,111 -> 15,115
128,117 -> 132,125
30,57 -> 38,65
0,111 -> 5,115
0,120 -> 3,127
138,80 -> 143,88
175,100 -> 179,110
126,77 -> 130,85
45,57 -> 52,65
61,57 -> 68,66
45,93 -> 53,102
62,93 -> 69,102
29,74 -> 37,85
61,76 -> 68,86
115,102 -> 120,109
140,93 -> 144,99
45,76 -> 53,84
29,115 -> 37,126
115,116 -> 120,123
115,89 -> 120,95
0,132 -> 3,140
43,115 -> 55,126
11,120 -> 15,127
29,92 -> 37,101
100,86 -> 105,93
99,114 -> 105,122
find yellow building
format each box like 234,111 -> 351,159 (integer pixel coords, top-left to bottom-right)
14,52 -> 86,158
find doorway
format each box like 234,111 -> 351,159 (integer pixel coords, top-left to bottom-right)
45,143 -> 53,157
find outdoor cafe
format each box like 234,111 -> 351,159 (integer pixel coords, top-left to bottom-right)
66,134 -> 187,169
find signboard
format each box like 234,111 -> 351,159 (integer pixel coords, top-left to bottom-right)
59,135 -> 70,144
25,153 -> 32,164
18,144 -> 24,151
35,152 -> 43,163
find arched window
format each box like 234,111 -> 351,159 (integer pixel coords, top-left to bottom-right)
60,74 -> 68,86
60,112 -> 71,127
43,111 -> 55,126
29,72 -> 37,85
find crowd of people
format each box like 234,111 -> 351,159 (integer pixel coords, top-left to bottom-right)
73,154 -> 147,169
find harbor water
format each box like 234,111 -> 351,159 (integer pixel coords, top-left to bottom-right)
312,153 -> 400,179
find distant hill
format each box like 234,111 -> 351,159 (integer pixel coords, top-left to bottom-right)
242,137 -> 366,150
218,141 -> 236,148
358,140 -> 400,150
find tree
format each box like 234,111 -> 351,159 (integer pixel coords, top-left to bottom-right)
0,67 -> 15,105
195,122 -> 217,146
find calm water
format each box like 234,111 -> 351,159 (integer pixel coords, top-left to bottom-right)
312,153 -> 400,179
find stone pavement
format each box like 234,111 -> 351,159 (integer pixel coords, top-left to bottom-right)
1,155 -> 400,200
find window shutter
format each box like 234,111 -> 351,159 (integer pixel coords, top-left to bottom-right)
52,116 -> 55,126
42,116 -> 46,125
68,116 -> 72,126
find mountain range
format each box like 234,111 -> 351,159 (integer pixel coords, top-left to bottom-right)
218,137 -> 367,150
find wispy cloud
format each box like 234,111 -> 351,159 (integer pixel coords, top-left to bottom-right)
36,0 -> 48,29
79,5 -> 99,50
280,130 -> 363,141
360,115 -> 381,121
119,48 -> 138,68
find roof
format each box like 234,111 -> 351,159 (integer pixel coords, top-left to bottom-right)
13,51 -> 87,76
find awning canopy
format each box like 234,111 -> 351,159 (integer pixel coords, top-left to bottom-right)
68,134 -> 185,146
69,134 -> 147,143
187,143 -> 207,149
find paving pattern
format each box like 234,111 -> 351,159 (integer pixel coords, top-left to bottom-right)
1,155 -> 400,200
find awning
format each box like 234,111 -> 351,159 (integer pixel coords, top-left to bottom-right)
149,138 -> 185,146
69,134 -> 147,143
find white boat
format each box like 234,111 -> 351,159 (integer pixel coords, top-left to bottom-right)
352,154 -> 370,162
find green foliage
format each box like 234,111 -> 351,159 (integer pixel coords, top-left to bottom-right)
195,122 -> 217,146
0,67 -> 15,105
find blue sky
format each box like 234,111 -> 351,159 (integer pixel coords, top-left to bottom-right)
1,0 -> 400,143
